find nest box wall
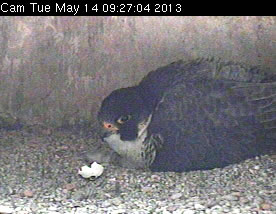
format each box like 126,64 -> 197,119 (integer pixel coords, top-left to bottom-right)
0,17 -> 275,128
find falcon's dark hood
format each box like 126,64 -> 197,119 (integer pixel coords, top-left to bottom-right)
98,86 -> 152,141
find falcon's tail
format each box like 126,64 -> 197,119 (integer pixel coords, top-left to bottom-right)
233,81 -> 276,154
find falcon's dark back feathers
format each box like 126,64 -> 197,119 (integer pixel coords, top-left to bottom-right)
149,79 -> 276,171
139,58 -> 276,110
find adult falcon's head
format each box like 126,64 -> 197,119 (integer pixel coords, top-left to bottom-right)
98,86 -> 152,142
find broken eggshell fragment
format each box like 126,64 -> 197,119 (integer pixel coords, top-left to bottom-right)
78,162 -> 104,178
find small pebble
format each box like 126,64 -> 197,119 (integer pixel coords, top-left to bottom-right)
166,205 -> 180,212
260,203 -> 272,210
170,192 -> 182,200
231,192 -> 241,197
0,205 -> 14,214
231,208 -> 241,213
63,183 -> 76,191
151,174 -> 161,181
194,203 -> 205,210
110,209 -> 127,214
254,165 -> 260,170
23,190 -> 34,198
141,186 -> 152,193
48,206 -> 58,211
111,198 -> 122,206
182,209 -> 195,214
223,194 -> 239,201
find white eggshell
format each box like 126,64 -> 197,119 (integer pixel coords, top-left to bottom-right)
78,162 -> 104,178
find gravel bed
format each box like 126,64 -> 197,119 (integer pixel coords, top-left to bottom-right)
0,129 -> 275,214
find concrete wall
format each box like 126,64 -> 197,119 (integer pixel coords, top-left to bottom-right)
0,16 -> 275,128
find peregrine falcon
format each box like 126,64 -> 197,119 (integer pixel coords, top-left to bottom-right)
97,58 -> 276,172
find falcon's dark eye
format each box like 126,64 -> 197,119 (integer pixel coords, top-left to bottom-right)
117,115 -> 131,124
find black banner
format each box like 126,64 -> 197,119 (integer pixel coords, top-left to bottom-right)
0,1 -> 187,16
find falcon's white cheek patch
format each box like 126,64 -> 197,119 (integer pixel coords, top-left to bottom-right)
103,114 -> 153,168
